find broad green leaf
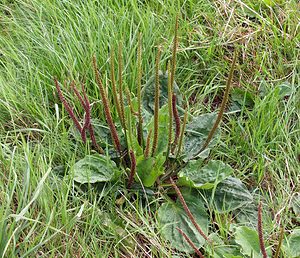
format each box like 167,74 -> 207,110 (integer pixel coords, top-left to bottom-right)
283,229 -> 300,257
142,70 -> 182,114
178,160 -> 233,189
158,192 -> 209,253
146,104 -> 169,156
184,113 -> 218,161
73,155 -> 120,183
234,202 -> 258,228
234,226 -> 272,258
234,226 -> 271,258
212,177 -> 253,213
128,133 -> 143,157
136,154 -> 165,187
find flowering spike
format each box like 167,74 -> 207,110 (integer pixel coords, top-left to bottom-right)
80,82 -> 104,154
195,51 -> 237,157
144,129 -> 152,159
166,61 -> 173,158
176,227 -> 205,258
151,47 -> 161,156
258,202 -> 268,258
110,48 -> 122,122
144,129 -> 152,158
171,93 -> 180,153
92,55 -> 122,154
176,107 -> 188,158
170,178 -> 211,243
70,81 -> 86,109
118,42 -> 126,130
170,15 -> 179,91
70,81 -> 87,143
137,33 -> 143,147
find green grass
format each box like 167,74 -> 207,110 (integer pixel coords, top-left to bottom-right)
0,0 -> 299,257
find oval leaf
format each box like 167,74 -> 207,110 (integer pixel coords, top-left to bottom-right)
234,226 -> 271,258
158,192 -> 209,253
184,113 -> 218,161
178,160 -> 233,189
136,154 -> 165,187
73,155 -> 119,183
212,177 -> 253,212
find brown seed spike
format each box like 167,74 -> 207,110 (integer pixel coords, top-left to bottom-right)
118,42 -> 126,131
170,178 -> 211,244
166,61 -> 173,158
194,51 -> 237,158
137,33 -> 143,147
70,81 -> 86,109
171,93 -> 180,153
176,107 -> 188,158
176,227 -> 205,258
70,81 -> 88,143
80,82 -> 104,154
110,48 -> 122,123
92,55 -> 122,155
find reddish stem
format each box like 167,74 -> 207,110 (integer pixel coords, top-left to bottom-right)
70,81 -> 88,143
80,82 -> 103,153
54,78 -> 82,133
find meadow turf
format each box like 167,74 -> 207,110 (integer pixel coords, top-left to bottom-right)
0,0 -> 299,257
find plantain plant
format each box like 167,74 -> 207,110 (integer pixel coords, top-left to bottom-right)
53,17 -> 267,257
